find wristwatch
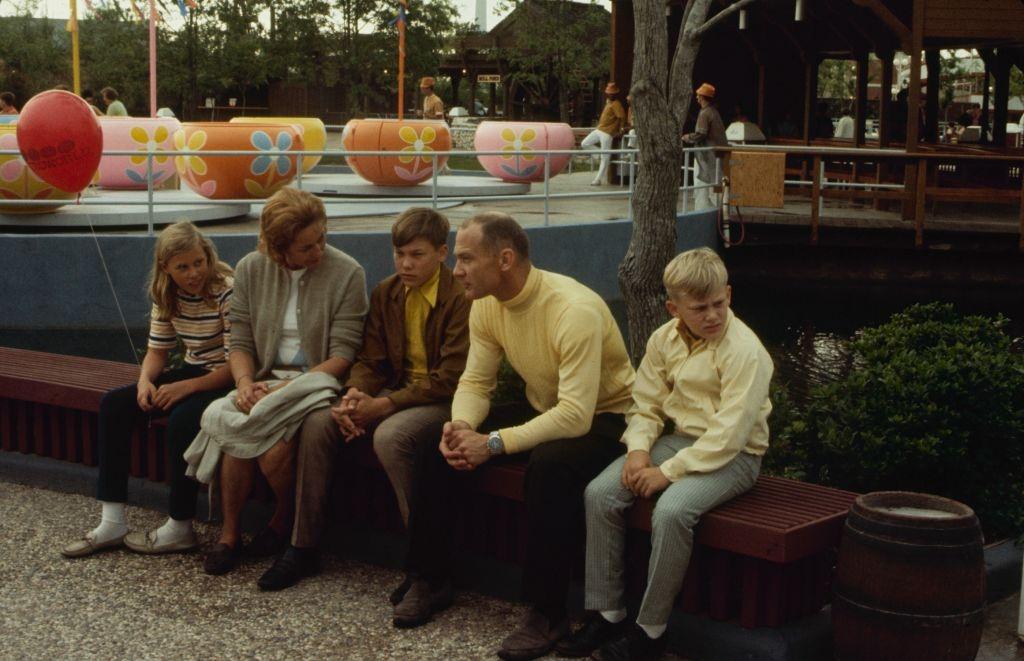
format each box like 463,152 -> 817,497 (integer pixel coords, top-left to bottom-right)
486,430 -> 505,456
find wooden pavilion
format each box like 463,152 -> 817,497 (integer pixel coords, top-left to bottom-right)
611,0 -> 1024,253
611,0 -> 1024,148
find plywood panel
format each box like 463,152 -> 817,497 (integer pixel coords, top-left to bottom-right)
728,151 -> 786,209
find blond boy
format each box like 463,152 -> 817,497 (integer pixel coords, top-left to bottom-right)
560,247 -> 773,661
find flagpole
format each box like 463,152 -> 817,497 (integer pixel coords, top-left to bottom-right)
149,0 -> 157,116
70,0 -> 81,95
397,0 -> 406,120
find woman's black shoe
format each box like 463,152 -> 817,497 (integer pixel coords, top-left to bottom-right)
203,543 -> 240,576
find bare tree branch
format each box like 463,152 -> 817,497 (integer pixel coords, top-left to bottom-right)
692,0 -> 758,39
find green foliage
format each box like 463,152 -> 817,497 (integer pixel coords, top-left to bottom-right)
493,0 -> 610,121
817,59 -> 857,104
770,303 -> 1024,539
0,3 -> 71,99
0,0 -> 466,118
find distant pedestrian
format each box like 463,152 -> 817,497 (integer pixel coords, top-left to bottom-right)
419,77 -> 445,121
0,92 -> 17,115
102,86 -> 128,116
582,82 -> 627,186
682,83 -> 727,210
81,89 -> 103,116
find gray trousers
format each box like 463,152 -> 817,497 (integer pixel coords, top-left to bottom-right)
370,400 -> 450,526
292,400 -> 449,546
584,434 -> 761,626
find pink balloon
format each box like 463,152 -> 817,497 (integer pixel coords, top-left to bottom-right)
16,90 -> 103,193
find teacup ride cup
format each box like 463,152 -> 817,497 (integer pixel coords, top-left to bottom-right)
474,121 -> 575,183
97,116 -> 182,190
229,116 -> 326,174
173,122 -> 304,199
342,118 -> 451,186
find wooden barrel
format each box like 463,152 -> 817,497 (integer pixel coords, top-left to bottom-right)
832,491 -> 985,661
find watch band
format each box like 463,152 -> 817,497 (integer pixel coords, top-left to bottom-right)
487,430 -> 505,456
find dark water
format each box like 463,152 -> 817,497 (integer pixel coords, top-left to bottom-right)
2,284 -> 1020,400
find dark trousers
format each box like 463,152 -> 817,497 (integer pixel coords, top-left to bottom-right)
405,404 -> 625,620
95,365 -> 227,520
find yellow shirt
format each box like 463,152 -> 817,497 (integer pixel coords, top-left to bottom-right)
622,311 -> 773,482
597,100 -> 626,135
403,266 -> 440,385
452,267 -> 635,454
423,94 -> 445,120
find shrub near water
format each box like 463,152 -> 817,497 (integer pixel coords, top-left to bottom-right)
776,303 -> 1024,539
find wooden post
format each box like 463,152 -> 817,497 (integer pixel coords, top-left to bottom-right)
610,0 -> 634,95
925,50 -> 939,143
854,52 -> 868,147
1019,175 -> 1024,251
811,155 -> 822,245
993,48 -> 1010,146
803,59 -> 817,144
878,51 -> 894,147
915,157 -> 927,248
757,63 -> 767,127
980,50 -> 992,143
906,0 -> 924,149
903,160 -> 917,220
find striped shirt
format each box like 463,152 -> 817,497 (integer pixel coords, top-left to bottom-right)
148,283 -> 232,370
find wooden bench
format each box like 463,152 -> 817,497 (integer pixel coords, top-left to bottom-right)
0,346 -> 858,629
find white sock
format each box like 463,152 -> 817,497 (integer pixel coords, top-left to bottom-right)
153,517 -> 193,545
638,623 -> 667,639
600,609 -> 627,624
90,502 -> 128,543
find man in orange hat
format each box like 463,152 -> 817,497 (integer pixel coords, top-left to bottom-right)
581,82 -> 627,186
682,82 -> 727,210
419,77 -> 445,121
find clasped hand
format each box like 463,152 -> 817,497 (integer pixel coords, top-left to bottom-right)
137,379 -> 196,412
330,387 -> 398,442
438,421 -> 490,471
234,381 -> 270,414
620,450 -> 670,498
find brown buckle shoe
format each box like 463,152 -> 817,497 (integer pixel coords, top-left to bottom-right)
498,609 -> 570,660
392,578 -> 454,629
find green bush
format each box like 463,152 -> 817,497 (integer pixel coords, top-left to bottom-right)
777,303 -> 1024,539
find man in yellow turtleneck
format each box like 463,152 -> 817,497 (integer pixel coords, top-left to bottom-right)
402,211 -> 635,660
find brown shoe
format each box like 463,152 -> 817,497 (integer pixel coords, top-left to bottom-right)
392,578 -> 454,629
498,609 -> 570,660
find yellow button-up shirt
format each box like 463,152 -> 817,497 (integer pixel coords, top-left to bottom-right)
622,310 -> 773,482
403,266 -> 440,385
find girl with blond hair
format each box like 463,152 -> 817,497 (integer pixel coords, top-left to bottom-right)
62,221 -> 234,558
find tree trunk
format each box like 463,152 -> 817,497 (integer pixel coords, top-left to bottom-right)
618,0 -> 713,364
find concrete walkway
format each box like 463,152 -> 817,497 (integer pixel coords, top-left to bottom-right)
0,479 -> 1020,659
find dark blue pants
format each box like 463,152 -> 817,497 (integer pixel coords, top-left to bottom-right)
95,365 -> 227,520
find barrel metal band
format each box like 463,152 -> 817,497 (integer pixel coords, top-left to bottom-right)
833,592 -> 985,626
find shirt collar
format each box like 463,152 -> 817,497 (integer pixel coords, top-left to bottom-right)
675,309 -> 733,350
405,266 -> 441,308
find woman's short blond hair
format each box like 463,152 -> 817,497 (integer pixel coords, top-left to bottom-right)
258,187 -> 326,266
663,247 -> 728,300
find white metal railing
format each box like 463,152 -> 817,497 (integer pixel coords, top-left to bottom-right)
0,144 -> 720,235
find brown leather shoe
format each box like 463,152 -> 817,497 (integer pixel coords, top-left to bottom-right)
498,609 -> 570,660
392,578 -> 454,629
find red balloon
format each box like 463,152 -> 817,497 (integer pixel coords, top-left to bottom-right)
16,90 -> 102,193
